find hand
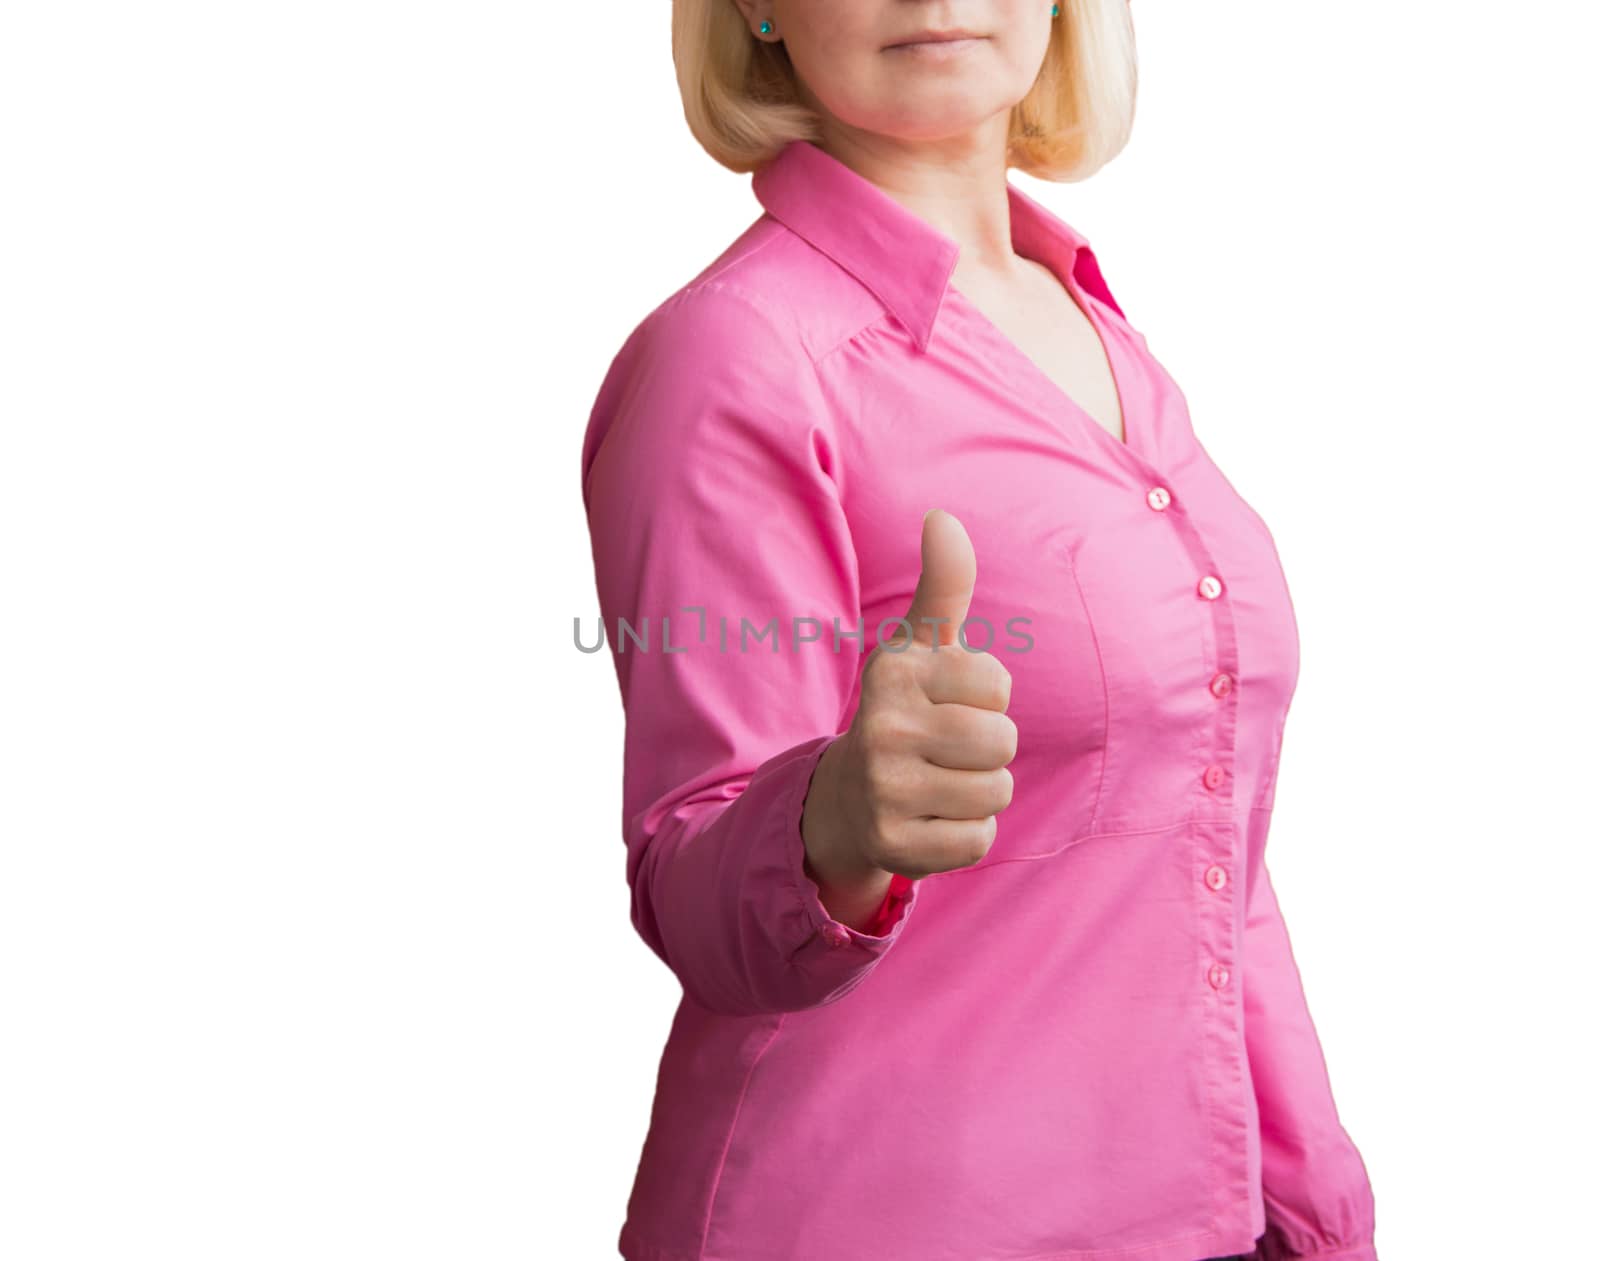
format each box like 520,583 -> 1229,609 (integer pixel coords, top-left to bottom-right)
803,509 -> 1018,884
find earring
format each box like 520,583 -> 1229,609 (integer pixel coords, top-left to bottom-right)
759,19 -> 773,35
1051,3 -> 1060,15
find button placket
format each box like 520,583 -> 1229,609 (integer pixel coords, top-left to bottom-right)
1132,465 -> 1240,1010
1112,417 -> 1253,1214
1189,552 -> 1237,1001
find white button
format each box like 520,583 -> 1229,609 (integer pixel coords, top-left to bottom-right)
1146,486 -> 1171,510
1197,575 -> 1223,600
1208,962 -> 1230,990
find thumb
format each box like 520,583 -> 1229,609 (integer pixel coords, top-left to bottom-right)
897,509 -> 977,649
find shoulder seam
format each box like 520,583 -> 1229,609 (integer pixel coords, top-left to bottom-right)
672,220 -> 890,368
654,276 -> 823,372
690,216 -> 787,291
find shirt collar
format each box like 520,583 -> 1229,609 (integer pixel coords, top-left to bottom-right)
751,138 -> 1092,353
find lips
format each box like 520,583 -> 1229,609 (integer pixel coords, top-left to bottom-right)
887,31 -> 986,48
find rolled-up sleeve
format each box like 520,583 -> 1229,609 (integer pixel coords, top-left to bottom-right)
1243,851 -> 1378,1261
580,282 -> 920,1018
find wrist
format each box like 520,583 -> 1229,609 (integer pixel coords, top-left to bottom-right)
801,736 -> 892,925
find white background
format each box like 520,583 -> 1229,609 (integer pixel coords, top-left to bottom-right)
3,2 -> 1597,1257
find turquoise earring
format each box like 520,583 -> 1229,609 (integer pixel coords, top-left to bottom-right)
759,19 -> 773,34
1051,3 -> 1060,15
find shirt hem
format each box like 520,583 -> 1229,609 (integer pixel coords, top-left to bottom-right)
1254,1244 -> 1376,1261
619,1218 -> 1265,1261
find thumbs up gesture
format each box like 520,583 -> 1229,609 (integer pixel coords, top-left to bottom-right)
802,510 -> 1018,888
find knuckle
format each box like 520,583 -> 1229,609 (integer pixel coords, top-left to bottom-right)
949,645 -> 985,681
862,754 -> 898,801
985,654 -> 1013,709
854,804 -> 888,852
857,707 -> 907,756
952,650 -> 1008,710
963,816 -> 998,866
869,642 -> 915,678
862,827 -> 906,873
859,651 -> 893,694
993,767 -> 1015,811
998,715 -> 1019,764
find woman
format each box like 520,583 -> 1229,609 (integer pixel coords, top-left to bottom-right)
580,2 -> 1378,1258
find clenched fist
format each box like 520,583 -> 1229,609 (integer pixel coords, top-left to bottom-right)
802,509 -> 1018,910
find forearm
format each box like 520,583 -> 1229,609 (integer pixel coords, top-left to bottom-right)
630,733 -> 919,1017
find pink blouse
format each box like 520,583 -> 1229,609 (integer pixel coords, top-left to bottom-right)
580,138 -> 1378,1261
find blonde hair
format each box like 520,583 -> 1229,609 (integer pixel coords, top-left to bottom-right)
671,1 -> 1138,181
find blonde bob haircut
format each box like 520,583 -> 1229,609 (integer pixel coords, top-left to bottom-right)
672,0 -> 1138,180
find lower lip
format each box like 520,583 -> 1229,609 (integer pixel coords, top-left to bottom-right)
885,37 -> 986,60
